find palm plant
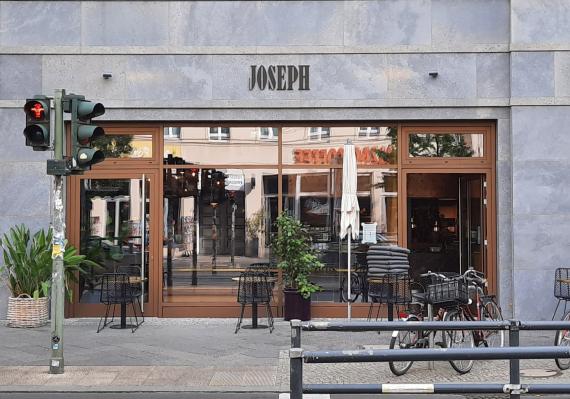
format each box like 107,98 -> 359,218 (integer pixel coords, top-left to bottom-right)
1,225 -> 98,302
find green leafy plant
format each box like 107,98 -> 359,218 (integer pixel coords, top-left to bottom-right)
245,209 -> 264,241
0,225 -> 99,302
271,213 -> 324,299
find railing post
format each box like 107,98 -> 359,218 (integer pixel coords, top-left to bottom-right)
290,347 -> 303,399
509,320 -> 521,399
291,319 -> 301,348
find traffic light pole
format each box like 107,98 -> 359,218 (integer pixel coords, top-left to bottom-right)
49,89 -> 66,374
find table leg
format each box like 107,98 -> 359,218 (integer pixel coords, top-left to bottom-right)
121,303 -> 127,328
252,303 -> 258,328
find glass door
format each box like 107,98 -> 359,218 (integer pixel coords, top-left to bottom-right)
458,174 -> 486,276
73,172 -> 157,316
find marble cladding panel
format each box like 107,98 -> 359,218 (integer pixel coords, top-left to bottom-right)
42,55 -> 128,100
0,108 -> 51,162
431,0 -> 509,48
512,106 -> 570,161
81,2 -> 169,47
0,162 -> 51,218
171,1 -> 343,47
125,55 -> 213,101
297,54 -> 388,100
0,55 -> 42,100
512,0 -> 570,48
476,53 -> 510,99
511,52 -> 554,98
512,215 -> 570,271
343,0 -> 431,47
0,2 -> 80,46
513,160 -> 570,216
497,212 -> 513,317
385,53 -> 477,99
513,266 -> 558,320
496,118 -> 511,162
554,52 -> 570,98
497,160 -> 512,217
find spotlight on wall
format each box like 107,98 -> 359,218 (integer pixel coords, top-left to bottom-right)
102,73 -> 113,80
428,72 -> 438,78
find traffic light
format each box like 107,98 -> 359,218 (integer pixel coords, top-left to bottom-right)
23,97 -> 50,150
64,95 -> 105,172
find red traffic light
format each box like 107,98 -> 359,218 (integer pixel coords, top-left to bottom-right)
24,100 -> 47,121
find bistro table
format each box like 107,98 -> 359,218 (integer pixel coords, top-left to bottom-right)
232,275 -> 277,329
110,275 -> 146,330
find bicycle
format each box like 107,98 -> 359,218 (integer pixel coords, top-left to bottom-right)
553,267 -> 570,370
388,271 -> 451,376
340,261 -> 368,303
439,269 -> 505,374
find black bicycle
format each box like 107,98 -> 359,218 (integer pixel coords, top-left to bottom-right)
340,262 -> 368,303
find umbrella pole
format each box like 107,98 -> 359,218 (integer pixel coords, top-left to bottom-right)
348,226 -> 351,320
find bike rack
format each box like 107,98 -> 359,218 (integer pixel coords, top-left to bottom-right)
289,319 -> 570,398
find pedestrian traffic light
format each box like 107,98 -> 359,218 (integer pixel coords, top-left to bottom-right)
23,97 -> 50,151
64,95 -> 106,172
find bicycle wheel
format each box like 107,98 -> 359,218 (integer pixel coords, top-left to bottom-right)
444,309 -> 475,374
481,300 -> 505,347
389,315 -> 420,376
555,311 -> 570,370
340,273 -> 360,303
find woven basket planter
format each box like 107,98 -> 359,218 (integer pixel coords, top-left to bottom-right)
6,294 -> 49,328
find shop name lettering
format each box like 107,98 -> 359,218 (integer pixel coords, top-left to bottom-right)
249,65 -> 310,91
294,145 -> 395,166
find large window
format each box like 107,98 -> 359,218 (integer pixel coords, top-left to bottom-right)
208,127 -> 230,141
308,127 -> 330,141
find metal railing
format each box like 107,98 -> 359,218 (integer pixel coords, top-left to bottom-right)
289,319 -> 570,398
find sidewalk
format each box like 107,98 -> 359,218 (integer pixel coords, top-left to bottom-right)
0,318 -> 569,395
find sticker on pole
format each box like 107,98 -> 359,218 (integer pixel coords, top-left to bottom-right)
51,244 -> 63,259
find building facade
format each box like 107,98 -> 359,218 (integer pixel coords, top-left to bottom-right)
0,0 -> 567,320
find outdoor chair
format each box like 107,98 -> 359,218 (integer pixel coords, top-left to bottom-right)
117,265 -> 146,324
97,273 -> 143,333
235,270 -> 274,333
367,273 -> 411,321
553,268 -> 570,319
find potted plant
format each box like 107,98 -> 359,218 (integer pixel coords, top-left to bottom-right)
245,209 -> 264,257
0,225 -> 97,328
271,213 -> 324,321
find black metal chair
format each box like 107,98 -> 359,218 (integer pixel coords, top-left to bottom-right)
97,273 -> 143,333
553,268 -> 570,320
235,270 -> 274,333
367,273 -> 411,321
117,265 -> 145,325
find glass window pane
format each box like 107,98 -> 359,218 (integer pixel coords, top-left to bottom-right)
282,168 -> 398,303
93,134 -> 153,158
162,168 -> 278,302
283,126 -> 397,166
164,126 -> 278,165
409,133 -> 484,157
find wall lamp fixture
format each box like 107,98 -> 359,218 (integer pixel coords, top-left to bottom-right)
429,72 -> 439,78
102,73 -> 113,79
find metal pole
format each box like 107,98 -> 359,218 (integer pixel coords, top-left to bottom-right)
290,348 -> 303,399
291,319 -> 302,348
348,226 -> 351,320
49,89 -> 65,374
509,320 -> 521,399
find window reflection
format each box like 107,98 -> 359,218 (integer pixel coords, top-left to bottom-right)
163,127 -> 278,165
162,168 -> 278,302
283,126 -> 397,165
409,133 -> 484,157
282,168 -> 398,302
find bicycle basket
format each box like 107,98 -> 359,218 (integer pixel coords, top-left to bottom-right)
426,279 -> 469,308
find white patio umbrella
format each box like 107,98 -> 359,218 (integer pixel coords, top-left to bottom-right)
340,141 -> 360,319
